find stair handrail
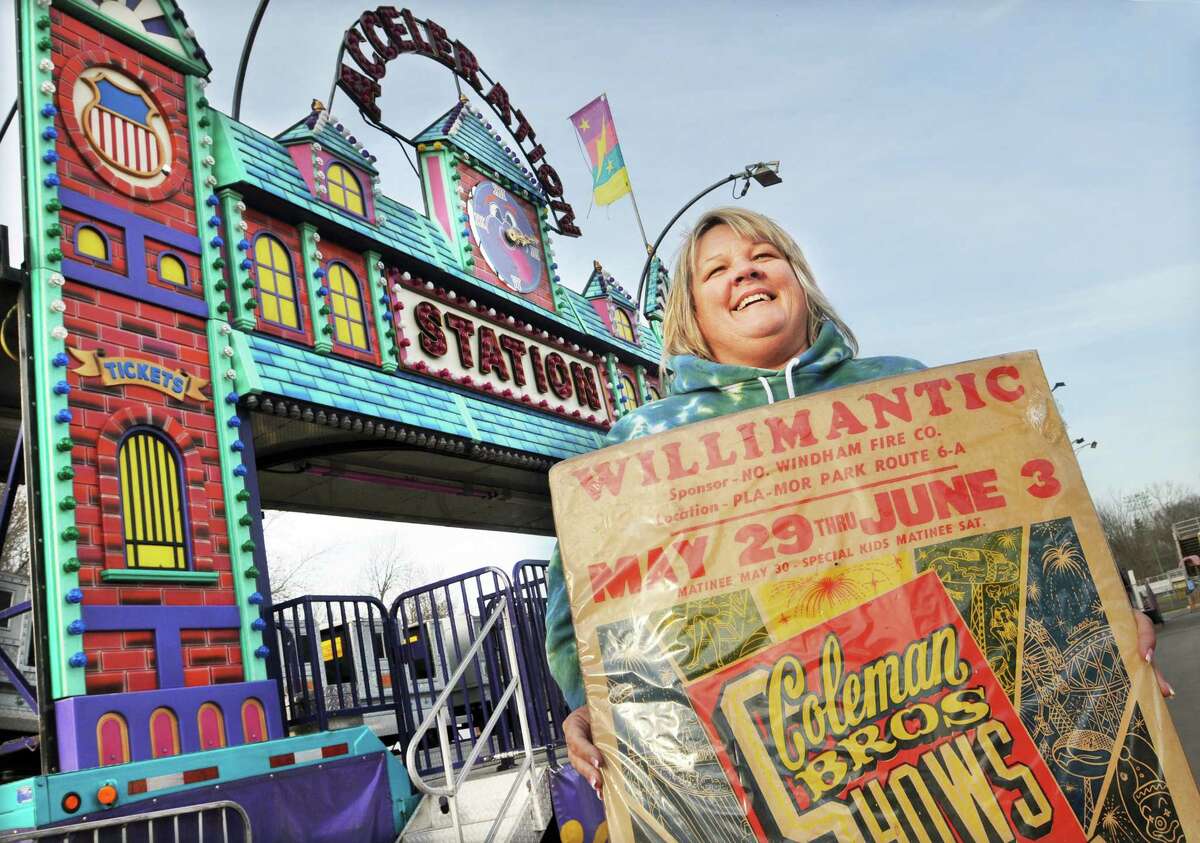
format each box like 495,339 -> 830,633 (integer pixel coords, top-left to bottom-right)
402,595 -> 543,842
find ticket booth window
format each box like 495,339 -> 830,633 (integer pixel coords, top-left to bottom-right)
118,429 -> 189,570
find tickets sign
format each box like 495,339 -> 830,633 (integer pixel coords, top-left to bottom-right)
550,352 -> 1199,842
68,348 -> 208,403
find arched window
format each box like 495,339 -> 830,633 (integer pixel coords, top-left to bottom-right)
197,702 -> 227,750
149,707 -> 180,758
611,308 -> 636,342
252,235 -> 301,330
326,263 -> 369,350
326,163 -> 365,216
619,375 -> 639,411
75,225 -> 109,262
241,698 -> 268,744
646,384 -> 662,403
119,429 -> 188,570
158,253 -> 188,287
96,712 -> 131,767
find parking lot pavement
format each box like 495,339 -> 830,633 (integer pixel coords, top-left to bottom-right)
1156,608 -> 1200,785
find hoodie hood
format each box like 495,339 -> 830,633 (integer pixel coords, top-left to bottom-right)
604,321 -> 925,447
667,320 -> 854,398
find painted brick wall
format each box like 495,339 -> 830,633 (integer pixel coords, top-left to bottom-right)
50,11 -> 195,225
63,282 -> 239,695
242,209 -> 314,347
457,164 -> 557,313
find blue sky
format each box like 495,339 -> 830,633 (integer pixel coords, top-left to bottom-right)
1,1 -> 1197,587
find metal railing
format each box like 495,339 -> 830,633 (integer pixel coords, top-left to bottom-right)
511,560 -> 568,760
0,800 -> 251,842
271,595 -> 396,733
389,568 -> 521,778
400,597 -> 541,843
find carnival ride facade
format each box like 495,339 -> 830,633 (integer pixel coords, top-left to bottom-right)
0,1 -> 666,839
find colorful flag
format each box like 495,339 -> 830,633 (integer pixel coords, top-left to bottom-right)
569,94 -> 632,206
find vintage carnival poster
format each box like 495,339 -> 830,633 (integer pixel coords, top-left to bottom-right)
549,352 -> 1199,842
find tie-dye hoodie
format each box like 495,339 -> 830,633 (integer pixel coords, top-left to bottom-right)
544,322 -> 924,710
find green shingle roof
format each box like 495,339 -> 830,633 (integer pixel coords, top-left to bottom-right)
276,111 -> 380,176
247,334 -> 605,461
215,109 -> 660,369
415,102 -> 546,202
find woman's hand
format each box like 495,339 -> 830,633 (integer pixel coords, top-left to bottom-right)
563,704 -> 604,801
1134,610 -> 1174,698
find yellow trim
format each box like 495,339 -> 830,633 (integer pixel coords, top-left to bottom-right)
197,702 -> 227,750
96,712 -> 131,767
149,707 -> 181,758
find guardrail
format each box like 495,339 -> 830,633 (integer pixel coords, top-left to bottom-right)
0,799 -> 252,842
271,595 -> 395,733
511,560 -> 569,760
389,567 -> 521,778
400,596 -> 541,843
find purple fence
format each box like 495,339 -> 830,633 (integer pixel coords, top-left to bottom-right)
511,559 -> 569,759
388,567 -> 525,778
270,595 -> 395,733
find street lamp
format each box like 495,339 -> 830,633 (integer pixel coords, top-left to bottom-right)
635,161 -> 783,313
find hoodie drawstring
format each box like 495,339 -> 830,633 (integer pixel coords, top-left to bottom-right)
758,355 -> 802,405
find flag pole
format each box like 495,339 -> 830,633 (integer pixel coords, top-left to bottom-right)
603,93 -> 652,253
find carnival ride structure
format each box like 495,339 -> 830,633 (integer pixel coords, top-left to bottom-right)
0,1 -> 671,839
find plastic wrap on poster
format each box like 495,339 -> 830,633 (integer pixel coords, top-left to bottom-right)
549,352 -> 1199,842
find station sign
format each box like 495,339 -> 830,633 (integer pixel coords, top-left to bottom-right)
391,277 -> 612,425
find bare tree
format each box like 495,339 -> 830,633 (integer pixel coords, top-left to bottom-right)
0,485 -> 29,577
261,511 -> 333,602
360,536 -> 422,606
1096,483 -> 1200,580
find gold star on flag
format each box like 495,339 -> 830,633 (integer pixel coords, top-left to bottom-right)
606,161 -> 615,173
578,119 -> 590,131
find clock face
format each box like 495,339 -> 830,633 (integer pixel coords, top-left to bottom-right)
468,180 -> 545,294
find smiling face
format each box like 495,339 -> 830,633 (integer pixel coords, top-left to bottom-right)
691,224 -> 811,369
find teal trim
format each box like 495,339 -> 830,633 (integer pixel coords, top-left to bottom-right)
635,365 -> 649,404
604,354 -> 623,418
206,322 -> 267,682
187,78 -> 223,322
99,569 -> 219,584
414,102 -> 545,202
54,0 -> 210,77
246,334 -> 603,461
21,0 -> 83,699
277,115 -> 379,176
2,727 -> 398,829
218,188 -> 255,330
384,751 -> 419,833
365,250 -> 397,373
450,392 -> 480,441
299,222 -> 332,354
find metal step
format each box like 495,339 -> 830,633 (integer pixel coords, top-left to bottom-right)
398,763 -> 550,843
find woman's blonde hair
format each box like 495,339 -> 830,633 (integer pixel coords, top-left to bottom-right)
660,207 -> 856,376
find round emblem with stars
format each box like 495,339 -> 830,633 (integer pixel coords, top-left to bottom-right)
468,180 -> 545,293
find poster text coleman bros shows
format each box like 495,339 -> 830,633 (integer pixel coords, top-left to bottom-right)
550,353 -> 1199,842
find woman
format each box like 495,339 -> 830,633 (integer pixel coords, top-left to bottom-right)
544,207 -> 1171,798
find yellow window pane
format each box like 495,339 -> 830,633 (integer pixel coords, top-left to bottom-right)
258,268 -> 278,294
276,271 -> 295,300
261,296 -> 279,324
328,183 -> 345,208
332,296 -> 347,316
351,323 -> 367,348
279,300 -> 298,328
77,227 -> 108,260
254,237 -> 273,265
269,239 -> 287,272
159,255 -> 187,286
136,546 -> 178,569
347,301 -> 363,322
346,191 -> 364,215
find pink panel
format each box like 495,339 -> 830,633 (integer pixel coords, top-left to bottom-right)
150,709 -> 179,758
97,715 -> 128,766
241,699 -> 267,743
197,704 -> 226,749
425,156 -> 453,243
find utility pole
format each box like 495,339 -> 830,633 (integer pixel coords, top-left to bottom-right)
1126,492 -> 1166,575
